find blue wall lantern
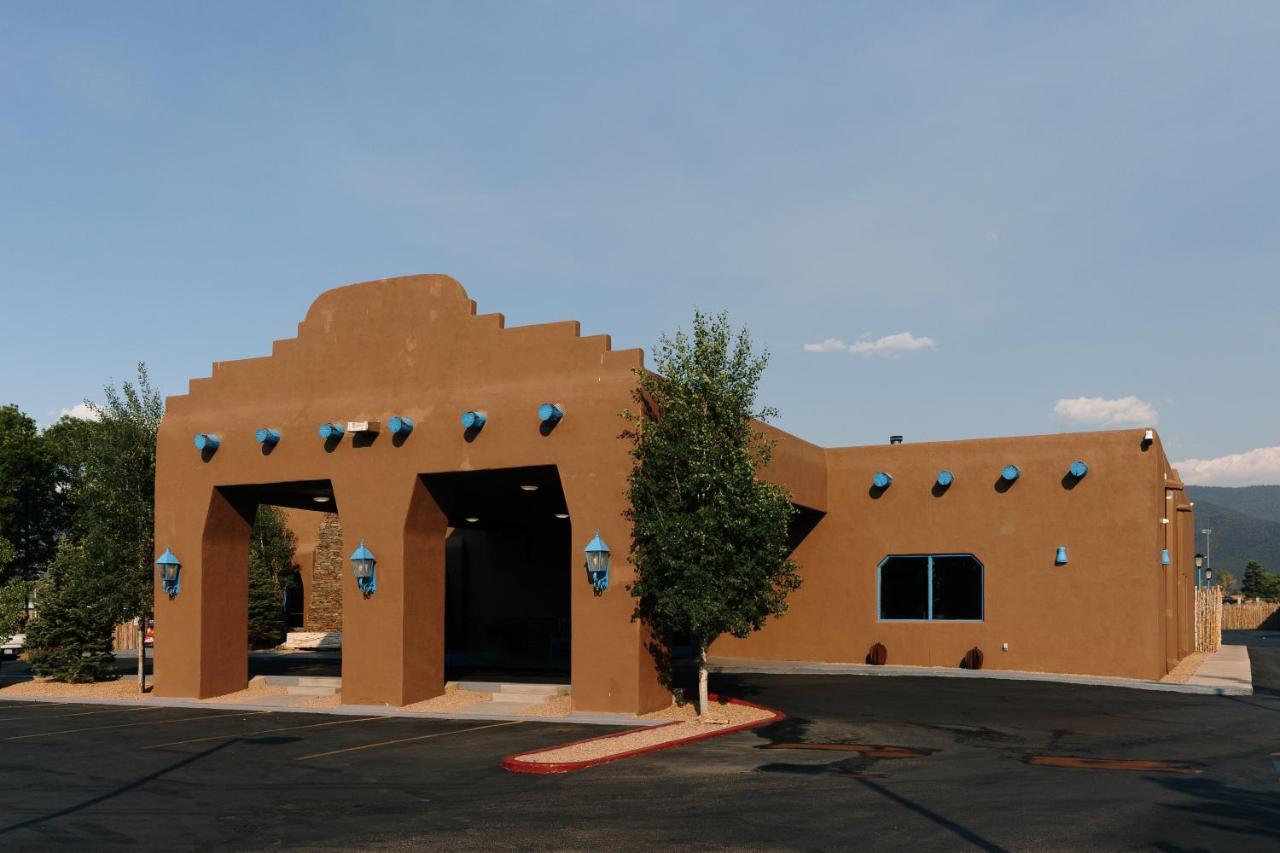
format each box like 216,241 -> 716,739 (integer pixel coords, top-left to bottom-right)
319,422 -> 345,441
350,540 -> 377,596
461,410 -> 487,431
256,427 -> 281,446
1069,459 -> 1089,479
156,548 -> 181,598
1001,465 -> 1021,482
872,471 -> 893,489
388,416 -> 414,437
1161,548 -> 1171,566
1055,546 -> 1069,565
538,403 -> 564,424
194,433 -> 220,452
936,470 -> 954,488
584,531 -> 611,593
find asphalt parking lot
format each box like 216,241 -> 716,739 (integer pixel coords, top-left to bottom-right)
1,632 -> 1276,851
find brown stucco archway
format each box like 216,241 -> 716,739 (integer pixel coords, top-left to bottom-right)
153,275 -> 673,713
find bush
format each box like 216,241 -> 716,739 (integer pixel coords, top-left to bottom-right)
25,543 -> 117,682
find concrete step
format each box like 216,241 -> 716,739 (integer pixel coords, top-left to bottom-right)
452,680 -> 569,696
285,685 -> 341,697
263,675 -> 341,688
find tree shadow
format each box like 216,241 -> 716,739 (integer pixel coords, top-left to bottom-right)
1153,774 -> 1280,845
0,738 -> 236,837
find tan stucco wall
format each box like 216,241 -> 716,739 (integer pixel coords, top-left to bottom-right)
714,429 -> 1191,682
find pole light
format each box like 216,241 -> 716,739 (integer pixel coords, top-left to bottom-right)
350,540 -> 377,596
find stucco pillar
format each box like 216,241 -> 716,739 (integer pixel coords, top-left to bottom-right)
563,474 -> 669,716
334,474 -> 446,706
154,485 -> 254,698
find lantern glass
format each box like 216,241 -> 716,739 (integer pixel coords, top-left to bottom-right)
354,557 -> 375,580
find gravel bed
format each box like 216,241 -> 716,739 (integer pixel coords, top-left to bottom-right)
399,683 -> 491,713
0,677 -> 155,700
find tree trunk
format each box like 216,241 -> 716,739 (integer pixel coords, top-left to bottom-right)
697,640 -> 710,719
136,615 -> 146,693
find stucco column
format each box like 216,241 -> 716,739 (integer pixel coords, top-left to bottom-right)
334,474 -> 447,706
154,485 -> 254,698
562,466 -> 669,716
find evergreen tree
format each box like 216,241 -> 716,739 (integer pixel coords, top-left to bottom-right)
246,506 -> 298,649
25,543 -> 117,682
1241,561 -> 1277,600
624,311 -> 800,716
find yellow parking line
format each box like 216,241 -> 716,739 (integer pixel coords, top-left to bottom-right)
144,715 -> 392,749
297,720 -> 523,761
5,710 -> 271,741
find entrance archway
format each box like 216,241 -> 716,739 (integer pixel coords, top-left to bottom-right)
421,465 -> 571,681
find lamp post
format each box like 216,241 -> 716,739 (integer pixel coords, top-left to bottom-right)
1201,528 -> 1213,589
1195,553 -> 1205,589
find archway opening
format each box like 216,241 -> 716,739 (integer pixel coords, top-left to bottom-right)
421,465 -> 571,682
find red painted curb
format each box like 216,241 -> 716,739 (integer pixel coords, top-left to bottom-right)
500,694 -> 785,774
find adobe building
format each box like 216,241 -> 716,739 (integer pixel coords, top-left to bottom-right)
153,275 -> 1197,714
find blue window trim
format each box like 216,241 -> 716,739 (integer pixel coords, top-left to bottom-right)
876,553 -> 985,623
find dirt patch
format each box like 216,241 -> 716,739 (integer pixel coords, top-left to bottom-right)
399,683 -> 491,714
203,676 -> 288,703
1160,652 -> 1209,684
0,677 -> 155,700
512,695 -> 574,717
291,693 -> 342,709
512,700 -> 774,767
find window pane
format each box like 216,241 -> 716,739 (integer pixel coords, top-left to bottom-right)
931,555 -> 983,620
880,556 -> 929,619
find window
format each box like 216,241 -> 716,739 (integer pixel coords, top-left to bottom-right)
878,554 -> 983,621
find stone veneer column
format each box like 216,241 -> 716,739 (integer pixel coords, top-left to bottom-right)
305,512 -> 344,632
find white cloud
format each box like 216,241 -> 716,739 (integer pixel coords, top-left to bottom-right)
58,403 -> 99,421
1174,446 -> 1280,487
1052,396 -> 1158,428
803,337 -> 849,353
804,332 -> 938,357
848,332 -> 937,357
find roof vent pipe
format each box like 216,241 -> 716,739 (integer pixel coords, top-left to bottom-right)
889,435 -> 903,445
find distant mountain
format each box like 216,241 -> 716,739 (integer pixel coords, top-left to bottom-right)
1184,485 -> 1280,575
1185,485 -> 1280,525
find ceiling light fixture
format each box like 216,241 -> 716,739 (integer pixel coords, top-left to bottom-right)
520,484 -> 539,492
554,513 -> 569,519
313,496 -> 331,504
464,516 -> 480,523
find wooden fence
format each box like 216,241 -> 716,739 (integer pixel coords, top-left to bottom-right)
112,621 -> 143,651
1222,601 -> 1280,631
1194,587 -> 1222,653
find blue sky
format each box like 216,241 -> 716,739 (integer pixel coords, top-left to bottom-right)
2,2 -> 1277,484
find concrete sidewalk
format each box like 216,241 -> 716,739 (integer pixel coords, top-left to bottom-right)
1184,643 -> 1253,694
707,645 -> 1253,696
0,685 -> 663,727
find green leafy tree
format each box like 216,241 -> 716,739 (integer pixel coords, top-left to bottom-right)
624,311 -> 800,716
25,543 -> 117,682
1213,570 -> 1238,596
27,365 -> 163,686
0,405 -> 62,583
247,506 -> 298,649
